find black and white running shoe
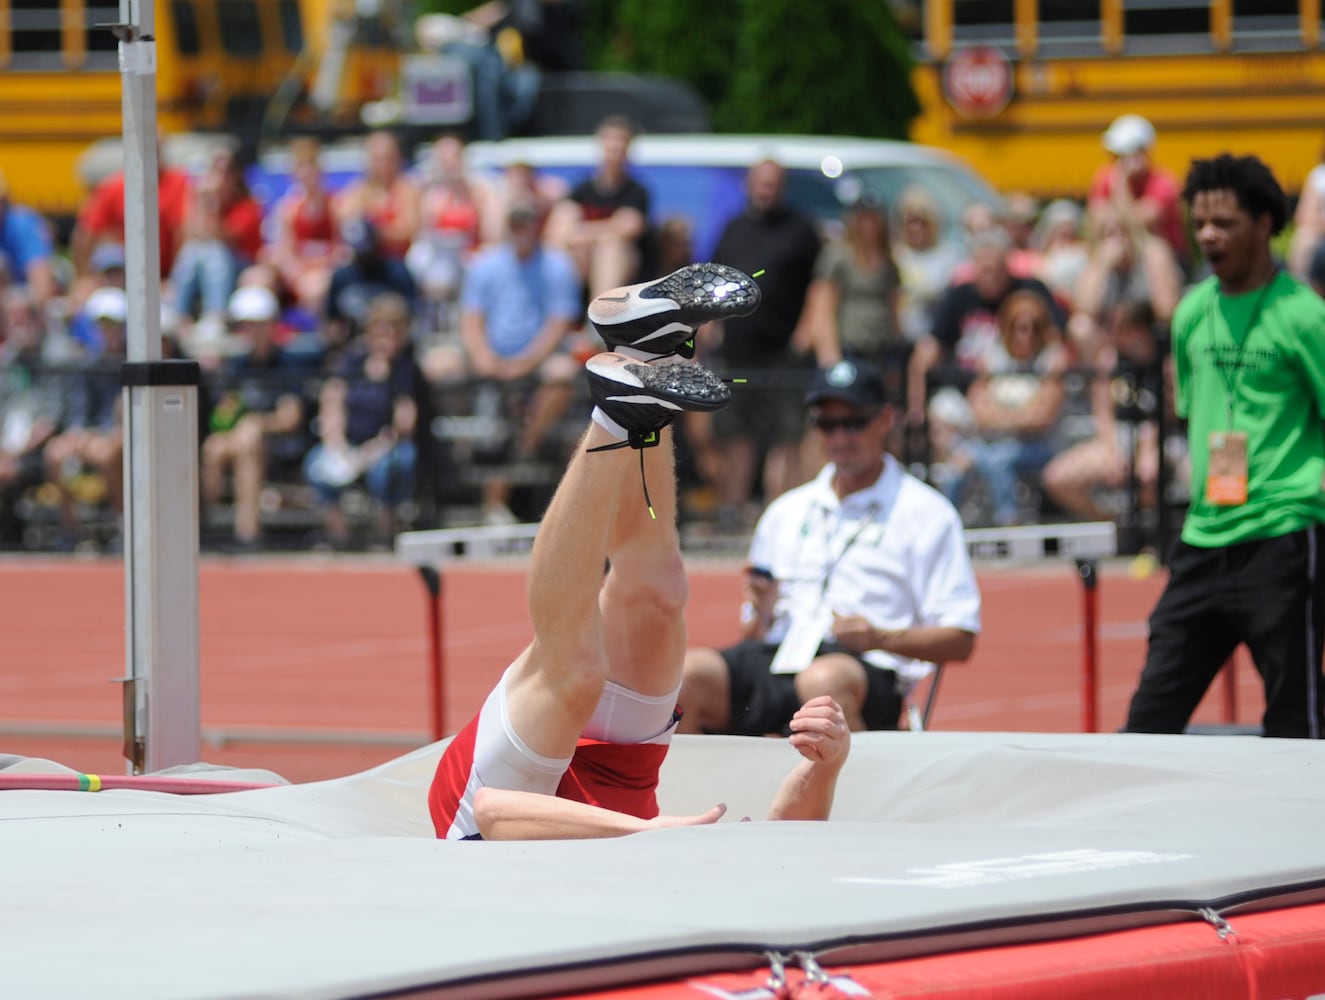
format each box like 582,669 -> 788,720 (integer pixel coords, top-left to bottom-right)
586,352 -> 731,448
587,262 -> 761,361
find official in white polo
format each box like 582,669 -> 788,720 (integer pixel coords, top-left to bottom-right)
679,358 -> 982,733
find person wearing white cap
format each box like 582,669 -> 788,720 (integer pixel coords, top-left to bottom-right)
1088,113 -> 1189,268
198,285 -> 312,552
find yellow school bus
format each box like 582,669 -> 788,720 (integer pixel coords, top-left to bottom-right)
904,0 -> 1325,199
0,0 -> 403,223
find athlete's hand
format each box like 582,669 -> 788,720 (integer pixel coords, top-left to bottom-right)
788,696 -> 850,768
644,803 -> 727,831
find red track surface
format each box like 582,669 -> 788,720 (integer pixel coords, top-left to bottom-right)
0,555 -> 1265,783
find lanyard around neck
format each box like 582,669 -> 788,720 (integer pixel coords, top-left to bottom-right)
812,502 -> 881,598
1204,270 -> 1276,428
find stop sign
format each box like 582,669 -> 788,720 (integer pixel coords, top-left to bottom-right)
943,46 -> 1014,119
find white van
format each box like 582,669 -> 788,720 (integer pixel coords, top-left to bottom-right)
251,132 -> 1001,261
460,133 -> 1002,258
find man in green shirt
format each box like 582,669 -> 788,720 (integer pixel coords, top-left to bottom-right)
1125,154 -> 1325,738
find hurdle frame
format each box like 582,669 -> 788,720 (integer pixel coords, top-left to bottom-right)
396,520 -> 1119,742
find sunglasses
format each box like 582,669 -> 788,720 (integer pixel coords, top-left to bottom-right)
810,412 -> 876,434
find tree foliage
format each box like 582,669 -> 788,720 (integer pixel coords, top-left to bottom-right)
719,0 -> 919,137
413,0 -> 919,138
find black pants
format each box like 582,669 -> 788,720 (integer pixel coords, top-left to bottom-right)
1126,525 -> 1325,738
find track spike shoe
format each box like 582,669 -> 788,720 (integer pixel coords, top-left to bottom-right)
586,352 -> 731,445
587,262 -> 761,361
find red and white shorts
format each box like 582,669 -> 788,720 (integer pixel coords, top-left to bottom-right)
428,668 -> 679,839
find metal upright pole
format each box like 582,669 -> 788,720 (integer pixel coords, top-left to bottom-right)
116,0 -> 201,773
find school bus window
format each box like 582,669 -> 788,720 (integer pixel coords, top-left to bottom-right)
173,1 -> 202,56
1038,0 -> 1102,54
1122,2 -> 1210,43
218,0 -> 264,57
84,2 -> 121,67
954,0 -> 1012,33
1231,0 -> 1301,49
11,2 -> 63,70
1233,0 -> 1298,18
278,0 -> 304,52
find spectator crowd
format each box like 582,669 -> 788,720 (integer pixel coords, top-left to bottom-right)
1,112 -> 1322,556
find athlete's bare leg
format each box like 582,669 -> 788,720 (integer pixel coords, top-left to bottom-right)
502,422 -> 635,761
598,426 -> 687,698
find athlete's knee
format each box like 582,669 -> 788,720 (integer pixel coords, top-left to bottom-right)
612,549 -> 688,618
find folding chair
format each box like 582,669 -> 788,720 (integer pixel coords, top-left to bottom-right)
905,664 -> 946,733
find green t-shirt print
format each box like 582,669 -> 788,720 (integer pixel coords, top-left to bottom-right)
1171,272 -> 1325,547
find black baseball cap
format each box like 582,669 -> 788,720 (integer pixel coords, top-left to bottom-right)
804,359 -> 888,409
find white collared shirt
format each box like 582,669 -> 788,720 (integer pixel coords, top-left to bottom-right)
748,456 -> 982,686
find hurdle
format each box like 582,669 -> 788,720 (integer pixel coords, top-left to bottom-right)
396,520 -> 1118,742
962,521 -> 1118,733
396,523 -> 541,741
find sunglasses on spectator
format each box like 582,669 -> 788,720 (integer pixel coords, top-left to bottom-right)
810,411 -> 877,434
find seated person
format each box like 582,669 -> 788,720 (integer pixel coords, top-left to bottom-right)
200,286 -> 316,552
169,147 -> 264,340
408,134 -> 485,336
1069,206 -> 1182,366
907,227 -> 1064,428
892,185 -> 965,346
474,160 -> 567,249
303,292 -> 425,549
430,262 -> 849,841
260,137 -> 342,319
332,129 -> 421,262
0,290 -> 65,544
324,219 -> 418,359
67,244 -> 127,355
1043,299 -> 1170,527
545,114 -> 650,298
678,359 -> 981,736
935,290 -> 1068,527
41,287 -> 128,548
0,170 -> 59,307
69,144 -> 192,282
458,198 -> 581,522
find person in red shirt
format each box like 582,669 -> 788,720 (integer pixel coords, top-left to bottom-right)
168,147 -> 265,337
1088,114 -> 1190,270
333,129 -> 421,261
408,133 -> 485,332
261,137 -> 343,315
70,155 -> 192,280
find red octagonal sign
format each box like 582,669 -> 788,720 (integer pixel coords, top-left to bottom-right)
943,46 -> 1013,120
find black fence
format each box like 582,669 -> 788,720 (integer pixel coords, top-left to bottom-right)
0,355 -> 1185,556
